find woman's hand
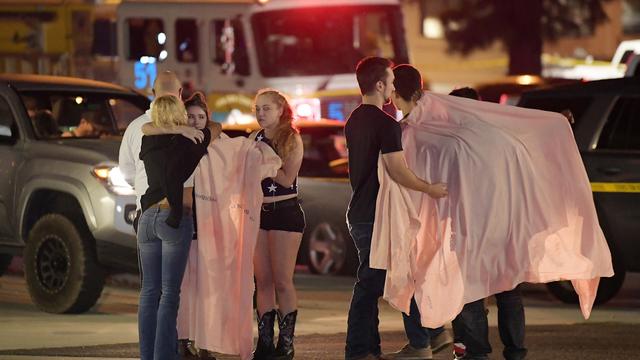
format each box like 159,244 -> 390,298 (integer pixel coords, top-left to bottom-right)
427,183 -> 448,199
179,126 -> 204,143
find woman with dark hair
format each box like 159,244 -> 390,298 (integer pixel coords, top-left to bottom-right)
250,88 -> 304,360
390,65 -> 527,360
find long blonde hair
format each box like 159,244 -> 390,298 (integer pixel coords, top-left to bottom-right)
151,95 -> 187,128
256,89 -> 298,159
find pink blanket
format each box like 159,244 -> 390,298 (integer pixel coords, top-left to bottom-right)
177,136 -> 281,359
371,92 -> 614,328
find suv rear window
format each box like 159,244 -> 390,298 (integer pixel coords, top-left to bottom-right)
598,97 -> 640,151
519,96 -> 592,128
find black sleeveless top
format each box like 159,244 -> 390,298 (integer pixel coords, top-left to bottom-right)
254,129 -> 298,198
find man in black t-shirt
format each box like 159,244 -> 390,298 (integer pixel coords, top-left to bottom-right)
344,57 -> 448,360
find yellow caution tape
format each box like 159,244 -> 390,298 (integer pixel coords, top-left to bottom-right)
591,182 -> 640,193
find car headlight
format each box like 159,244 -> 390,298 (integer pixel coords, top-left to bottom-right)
92,165 -> 135,196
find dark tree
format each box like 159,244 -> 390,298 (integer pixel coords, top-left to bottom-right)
439,0 -> 610,75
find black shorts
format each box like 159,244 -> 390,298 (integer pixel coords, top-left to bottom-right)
260,197 -> 306,233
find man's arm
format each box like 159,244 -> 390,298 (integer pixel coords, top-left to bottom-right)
118,129 -> 136,187
381,150 -> 448,198
141,123 -> 204,143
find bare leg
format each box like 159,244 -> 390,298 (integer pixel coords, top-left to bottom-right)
254,229 -> 276,315
268,230 -> 302,314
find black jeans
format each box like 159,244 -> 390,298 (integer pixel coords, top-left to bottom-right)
402,296 -> 445,348
345,223 -> 386,360
452,287 -> 527,360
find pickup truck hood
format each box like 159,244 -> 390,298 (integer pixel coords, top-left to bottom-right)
28,138 -> 123,165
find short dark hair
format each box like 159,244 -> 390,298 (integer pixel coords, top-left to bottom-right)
356,57 -> 393,96
393,64 -> 423,102
449,87 -> 479,100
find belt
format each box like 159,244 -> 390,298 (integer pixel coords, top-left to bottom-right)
261,197 -> 299,212
150,202 -> 171,210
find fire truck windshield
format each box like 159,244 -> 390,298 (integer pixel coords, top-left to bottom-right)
251,5 -> 408,77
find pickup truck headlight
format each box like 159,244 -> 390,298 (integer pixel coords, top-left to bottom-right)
92,165 -> 135,196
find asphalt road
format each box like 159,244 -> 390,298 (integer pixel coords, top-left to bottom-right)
1,268 -> 639,359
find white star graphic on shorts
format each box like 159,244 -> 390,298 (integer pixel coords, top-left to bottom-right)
256,134 -> 264,141
268,183 -> 277,193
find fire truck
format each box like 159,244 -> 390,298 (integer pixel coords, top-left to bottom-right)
116,0 -> 409,122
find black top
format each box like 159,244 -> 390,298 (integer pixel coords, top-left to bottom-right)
254,129 -> 298,198
140,127 -> 212,228
344,104 -> 403,224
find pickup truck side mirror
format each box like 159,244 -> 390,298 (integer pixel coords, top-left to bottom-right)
0,124 -> 16,144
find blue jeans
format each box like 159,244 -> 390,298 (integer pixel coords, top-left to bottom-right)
137,207 -> 194,360
452,287 -> 527,360
345,223 -> 386,360
402,296 -> 444,348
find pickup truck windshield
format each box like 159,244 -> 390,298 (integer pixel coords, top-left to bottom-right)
20,91 -> 147,139
252,5 -> 408,77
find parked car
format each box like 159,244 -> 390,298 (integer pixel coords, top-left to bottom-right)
474,75 -> 579,105
223,121 -> 357,275
0,74 -> 149,313
518,76 -> 640,305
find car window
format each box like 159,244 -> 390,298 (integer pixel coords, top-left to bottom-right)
597,97 -> 640,151
223,125 -> 348,178
299,126 -> 347,178
109,97 -> 146,131
518,96 -> 592,128
127,18 -> 165,60
19,91 -> 146,139
0,95 -> 18,142
176,18 -> 199,63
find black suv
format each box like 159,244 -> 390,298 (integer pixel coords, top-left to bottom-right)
518,76 -> 640,305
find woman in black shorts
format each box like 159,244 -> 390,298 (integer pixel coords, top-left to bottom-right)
251,89 -> 305,360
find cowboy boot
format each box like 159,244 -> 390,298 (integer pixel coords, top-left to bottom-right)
253,309 -> 276,360
272,310 -> 298,360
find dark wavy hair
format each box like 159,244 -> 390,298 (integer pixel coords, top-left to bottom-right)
183,91 -> 209,120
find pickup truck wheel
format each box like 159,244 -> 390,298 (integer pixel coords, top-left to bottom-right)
307,222 -> 357,276
546,249 -> 626,306
0,254 -> 12,276
307,222 -> 348,275
24,214 -> 105,314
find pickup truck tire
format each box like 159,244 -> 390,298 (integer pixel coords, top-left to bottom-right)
23,214 -> 105,314
545,249 -> 626,306
0,254 -> 12,276
306,222 -> 357,276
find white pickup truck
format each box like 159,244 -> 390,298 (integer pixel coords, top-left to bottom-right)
543,39 -> 640,80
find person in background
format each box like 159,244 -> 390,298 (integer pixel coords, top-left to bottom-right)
447,86 -> 527,360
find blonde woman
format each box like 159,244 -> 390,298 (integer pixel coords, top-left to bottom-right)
137,95 -> 213,360
251,89 -> 304,360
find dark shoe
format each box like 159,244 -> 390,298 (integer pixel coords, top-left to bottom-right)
179,339 -> 199,359
253,309 -> 277,360
272,309 -> 298,360
385,343 -> 433,359
197,349 -> 217,359
431,330 -> 453,353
